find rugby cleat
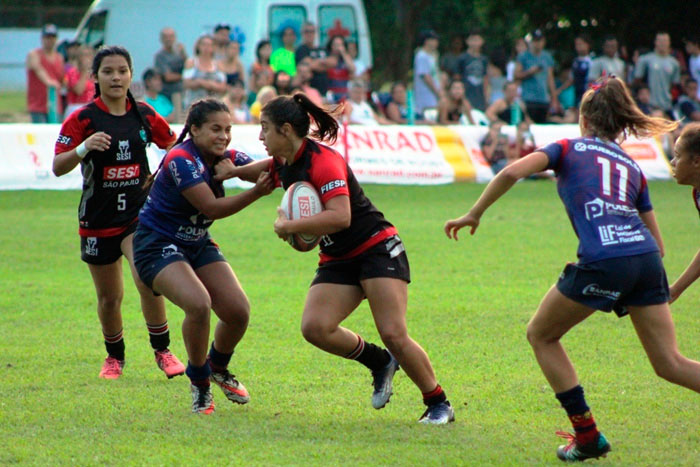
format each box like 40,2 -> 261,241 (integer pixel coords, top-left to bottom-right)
371,352 -> 400,409
154,349 -> 185,379
210,370 -> 250,404
418,401 -> 455,425
190,384 -> 215,414
98,356 -> 124,379
556,431 -> 611,462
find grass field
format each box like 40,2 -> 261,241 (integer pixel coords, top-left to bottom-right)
1,182 -> 699,465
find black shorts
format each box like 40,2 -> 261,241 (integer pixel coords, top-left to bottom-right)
556,251 -> 669,317
133,225 -> 226,290
311,235 -> 411,287
80,222 -> 137,265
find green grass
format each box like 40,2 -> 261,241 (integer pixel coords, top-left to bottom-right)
1,182 -> 699,465
0,91 -> 27,122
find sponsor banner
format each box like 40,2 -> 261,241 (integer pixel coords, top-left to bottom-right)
0,123 -> 671,190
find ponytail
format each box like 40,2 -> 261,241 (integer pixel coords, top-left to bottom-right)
580,76 -> 678,141
263,93 -> 341,144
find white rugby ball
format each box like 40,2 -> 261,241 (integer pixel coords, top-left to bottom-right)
280,181 -> 324,252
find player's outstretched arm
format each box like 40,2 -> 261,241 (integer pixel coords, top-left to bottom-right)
182,171 -> 273,220
444,151 -> 549,241
670,248 -> 700,304
639,209 -> 664,258
213,158 -> 271,182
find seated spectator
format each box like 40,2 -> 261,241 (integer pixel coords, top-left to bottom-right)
141,68 -> 174,122
183,34 -> 227,109
270,26 -> 298,77
250,40 -> 275,97
675,78 -> 700,122
548,66 -> 578,123
219,40 -> 246,89
326,35 -> 355,103
485,81 -> 530,125
249,85 -> 277,123
273,70 -> 293,96
347,40 -> 369,83
384,81 -> 409,124
635,84 -> 657,115
64,45 -> 95,120
480,120 -> 514,174
487,61 -> 507,104
222,78 -> 250,124
293,61 -> 323,106
343,80 -> 388,125
515,121 -> 536,159
438,80 -> 475,125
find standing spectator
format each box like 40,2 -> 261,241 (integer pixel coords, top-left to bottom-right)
273,70 -> 293,96
685,36 -> 700,99
635,84 -> 656,115
293,61 -> 323,107
218,40 -> 247,88
270,26 -> 298,77
295,22 -> 330,96
506,37 -> 528,82
514,29 -> 559,123
222,78 -> 250,124
413,30 -> 441,118
457,30 -> 489,111
440,34 -> 465,79
326,35 -> 355,103
142,68 -> 174,122
438,80 -> 475,125
675,78 -> 700,122
212,23 -> 231,61
347,40 -> 369,83
183,35 -> 227,110
26,24 -> 64,123
154,27 -> 187,114
571,35 -> 593,107
485,81 -> 530,125
249,85 -> 277,124
634,32 -> 681,114
64,45 -> 95,120
250,40 -> 275,97
589,36 -> 626,81
385,81 -> 409,124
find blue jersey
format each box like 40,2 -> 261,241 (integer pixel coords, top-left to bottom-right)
138,139 -> 253,244
540,136 -> 659,264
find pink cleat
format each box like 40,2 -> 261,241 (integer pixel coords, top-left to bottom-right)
154,349 -> 185,379
99,356 -> 124,379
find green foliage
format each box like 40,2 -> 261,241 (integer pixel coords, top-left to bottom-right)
1,182 -> 700,464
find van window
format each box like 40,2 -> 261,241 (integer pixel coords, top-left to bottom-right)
76,10 -> 107,49
319,5 -> 357,52
269,5 -> 307,51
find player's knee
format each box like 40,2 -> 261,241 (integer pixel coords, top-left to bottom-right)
184,298 -> 212,324
97,293 -> 123,313
219,299 -> 250,328
650,353 -> 684,383
300,320 -> 328,346
378,325 -> 407,350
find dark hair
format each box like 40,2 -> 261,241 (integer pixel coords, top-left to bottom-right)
262,93 -> 340,144
142,67 -> 160,83
580,76 -> 678,141
390,81 -> 406,94
676,123 -> 700,160
92,45 -> 151,143
145,98 -> 230,190
255,40 -> 271,64
575,33 -> 591,45
326,34 -> 347,54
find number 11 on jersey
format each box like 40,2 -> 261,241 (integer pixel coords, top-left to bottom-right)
596,156 -> 629,202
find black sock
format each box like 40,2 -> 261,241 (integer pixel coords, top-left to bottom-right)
422,385 -> 447,406
208,341 -> 233,373
104,329 -> 125,361
345,334 -> 390,372
186,361 -> 211,387
147,321 -> 170,351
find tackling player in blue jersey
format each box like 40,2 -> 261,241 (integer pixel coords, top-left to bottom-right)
445,76 -> 700,462
133,98 -> 273,414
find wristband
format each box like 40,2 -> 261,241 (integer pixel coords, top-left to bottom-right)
75,141 -> 88,159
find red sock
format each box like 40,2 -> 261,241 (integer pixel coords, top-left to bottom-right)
569,411 -> 599,445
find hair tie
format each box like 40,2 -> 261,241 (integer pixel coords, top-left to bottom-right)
589,71 -> 615,93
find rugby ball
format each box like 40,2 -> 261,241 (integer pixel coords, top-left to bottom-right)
280,181 -> 324,252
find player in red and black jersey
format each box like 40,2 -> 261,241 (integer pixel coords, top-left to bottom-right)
225,93 -> 454,424
53,46 -> 185,380
670,122 -> 700,302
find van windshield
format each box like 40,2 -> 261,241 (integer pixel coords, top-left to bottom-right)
76,10 -> 107,48
319,5 -> 357,52
268,5 -> 307,50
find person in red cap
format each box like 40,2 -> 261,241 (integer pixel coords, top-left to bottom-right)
26,24 -> 65,123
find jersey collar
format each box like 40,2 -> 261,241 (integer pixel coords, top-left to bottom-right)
95,96 -> 132,113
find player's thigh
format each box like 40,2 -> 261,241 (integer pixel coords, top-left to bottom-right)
361,277 -> 408,337
527,285 -> 595,343
87,259 -> 124,303
628,303 -> 681,367
302,283 -> 365,332
120,232 -> 160,295
153,260 -> 211,316
194,260 -> 250,321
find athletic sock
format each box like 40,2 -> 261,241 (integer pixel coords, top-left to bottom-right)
103,329 -> 125,361
555,385 -> 600,445
422,384 -> 447,406
345,334 -> 391,372
186,361 -> 211,387
207,341 -> 233,373
147,321 -> 170,351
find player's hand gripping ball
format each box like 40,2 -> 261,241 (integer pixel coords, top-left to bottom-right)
280,181 -> 324,252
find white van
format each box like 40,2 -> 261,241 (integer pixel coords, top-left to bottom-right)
73,0 -> 372,81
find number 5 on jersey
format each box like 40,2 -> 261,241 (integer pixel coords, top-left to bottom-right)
117,193 -> 126,211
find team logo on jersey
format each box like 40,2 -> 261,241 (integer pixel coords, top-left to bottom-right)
85,237 -> 98,256
104,164 -> 140,180
139,128 -> 148,144
582,283 -> 620,300
185,159 -> 200,179
320,179 -> 346,194
574,142 -> 587,152
116,140 -> 131,161
169,161 -> 181,185
57,134 -> 72,146
584,198 -> 605,220
161,244 -> 181,258
598,224 -> 645,246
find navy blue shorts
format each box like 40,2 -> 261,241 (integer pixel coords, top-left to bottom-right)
133,225 -> 226,290
80,222 -> 137,265
556,251 -> 669,317
311,235 -> 411,287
